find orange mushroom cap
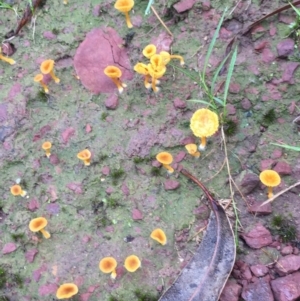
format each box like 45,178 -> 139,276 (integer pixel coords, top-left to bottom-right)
124,255 -> 141,272
77,149 -> 91,160
156,152 -> 173,165
42,141 -> 52,150
150,54 -> 164,69
185,144 -> 197,154
190,108 -> 219,138
150,228 -> 167,245
10,184 -> 25,196
40,59 -> 55,74
159,51 -> 171,64
99,257 -> 117,274
114,0 -> 134,13
142,44 -> 157,59
34,74 -> 44,82
147,64 -> 166,79
104,66 -> 122,78
29,217 -> 48,232
259,170 -> 281,187
56,283 -> 78,299
134,62 -> 149,75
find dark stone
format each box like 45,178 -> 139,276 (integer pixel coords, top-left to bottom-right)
220,279 -> 242,301
242,277 -> 274,301
277,39 -> 295,58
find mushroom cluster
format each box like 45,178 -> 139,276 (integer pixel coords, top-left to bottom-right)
134,44 -> 185,93
33,59 -> 60,94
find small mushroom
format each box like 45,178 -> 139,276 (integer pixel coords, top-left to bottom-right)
160,51 -> 185,66
114,0 -> 134,28
142,44 -> 157,59
190,108 -> 219,150
42,141 -> 52,158
124,255 -> 141,272
259,170 -> 281,199
56,283 -> 78,299
63,0 -> 68,4
34,74 -> 49,93
29,217 -> 51,239
99,257 -> 118,279
10,184 -> 27,197
133,62 -> 151,89
156,152 -> 174,174
40,59 -> 60,83
0,47 -> 15,65
147,63 -> 166,93
150,228 -> 167,245
185,144 -> 200,158
104,66 -> 127,94
77,149 -> 91,166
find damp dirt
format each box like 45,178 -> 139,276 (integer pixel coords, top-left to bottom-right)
1,0 -> 300,300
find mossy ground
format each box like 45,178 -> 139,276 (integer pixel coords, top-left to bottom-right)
1,0 -> 300,300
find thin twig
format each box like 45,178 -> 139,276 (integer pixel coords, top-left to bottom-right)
150,6 -> 173,37
260,181 -> 300,206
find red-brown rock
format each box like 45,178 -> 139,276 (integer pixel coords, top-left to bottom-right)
250,264 -> 269,277
274,255 -> 300,276
132,208 -> 143,220
273,161 -> 292,175
105,94 -> 119,110
173,0 -> 196,13
25,249 -> 38,263
248,201 -> 272,215
277,39 -> 295,58
164,179 -> 180,190
242,277 -> 274,301
74,27 -> 133,94
220,279 -> 242,301
271,271 -> 300,301
2,242 -> 17,254
241,223 -> 272,249
281,246 -> 293,256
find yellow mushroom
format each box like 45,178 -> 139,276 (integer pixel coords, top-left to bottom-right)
114,0 -> 134,28
56,283 -> 78,299
0,47 -> 15,65
190,108 -> 219,150
99,257 -> 118,279
104,66 -> 127,94
42,141 -> 52,158
34,74 -> 49,94
142,44 -> 157,59
124,255 -> 141,272
185,144 -> 200,158
156,152 -> 174,174
77,149 -> 91,166
160,51 -> 185,66
40,59 -> 60,83
10,184 -> 27,197
150,228 -> 167,245
29,217 -> 51,239
133,63 -> 151,89
259,170 -> 281,199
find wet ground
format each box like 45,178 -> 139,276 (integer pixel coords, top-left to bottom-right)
1,0 -> 300,300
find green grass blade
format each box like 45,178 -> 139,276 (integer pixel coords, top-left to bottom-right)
202,8 -> 228,79
271,143 -> 300,151
145,0 -> 154,15
289,2 -> 300,18
210,51 -> 232,95
187,99 -> 217,109
223,45 -> 238,105
213,97 -> 226,106
168,62 -> 199,82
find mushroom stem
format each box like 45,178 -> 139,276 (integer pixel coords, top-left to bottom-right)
124,12 -> 133,28
45,150 -> 51,158
144,75 -> 151,89
111,269 -> 117,279
199,137 -> 207,150
170,55 -> 185,65
163,164 -> 174,174
151,77 -> 160,93
83,158 -> 91,166
50,70 -> 60,83
267,186 -> 273,199
20,189 -> 27,197
0,54 -> 16,65
111,78 -> 124,94
40,228 -> 51,239
39,81 -> 49,94
192,151 -> 200,158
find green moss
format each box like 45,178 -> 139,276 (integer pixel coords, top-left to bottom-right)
105,197 -> 120,208
101,112 -> 109,120
12,273 -> 23,288
0,267 -> 7,289
0,296 -> 9,301
108,297 -> 119,301
52,28 -> 60,35
134,289 -> 159,301
270,214 -> 297,243
180,121 -> 190,128
261,108 -> 276,126
11,233 -> 25,242
111,168 -> 125,185
150,167 -> 161,177
223,118 -> 238,136
133,157 -> 145,164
